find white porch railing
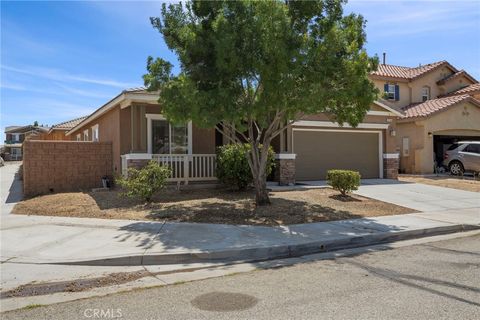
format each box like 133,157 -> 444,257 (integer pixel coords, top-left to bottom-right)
152,154 -> 217,183
121,153 -> 217,183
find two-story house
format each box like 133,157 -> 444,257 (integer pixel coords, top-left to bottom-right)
3,125 -> 49,160
370,60 -> 480,174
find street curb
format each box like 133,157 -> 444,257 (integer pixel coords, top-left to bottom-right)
51,223 -> 480,267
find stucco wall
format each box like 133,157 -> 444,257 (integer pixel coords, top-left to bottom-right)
443,75 -> 476,95
396,101 -> 480,173
409,66 -> 455,101
373,80 -> 410,109
371,64 -> 473,107
29,130 -> 73,141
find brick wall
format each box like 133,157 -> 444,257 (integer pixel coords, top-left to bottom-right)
23,140 -> 112,196
274,158 -> 296,186
383,155 -> 399,179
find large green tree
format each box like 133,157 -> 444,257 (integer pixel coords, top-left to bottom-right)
144,0 -> 378,206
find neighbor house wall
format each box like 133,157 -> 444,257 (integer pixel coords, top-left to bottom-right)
442,75 -> 476,95
409,66 -> 455,101
23,140 -> 112,197
29,130 -> 73,141
396,101 -> 480,173
372,80 -> 411,109
71,105 -> 122,174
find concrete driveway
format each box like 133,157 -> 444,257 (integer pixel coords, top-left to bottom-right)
1,162 -> 23,215
289,179 -> 480,212
354,179 -> 480,212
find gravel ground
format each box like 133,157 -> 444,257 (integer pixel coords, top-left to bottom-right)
12,188 -> 415,226
399,175 -> 480,192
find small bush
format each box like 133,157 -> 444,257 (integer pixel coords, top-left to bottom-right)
216,143 -> 275,190
116,160 -> 171,202
326,169 -> 361,196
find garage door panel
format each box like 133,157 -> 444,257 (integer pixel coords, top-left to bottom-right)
294,130 -> 380,180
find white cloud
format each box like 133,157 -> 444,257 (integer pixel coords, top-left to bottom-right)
1,65 -> 139,88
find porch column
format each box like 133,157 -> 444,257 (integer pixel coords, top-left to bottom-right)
274,153 -> 296,186
383,153 -> 399,179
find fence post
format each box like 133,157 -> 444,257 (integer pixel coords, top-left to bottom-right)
184,155 -> 190,185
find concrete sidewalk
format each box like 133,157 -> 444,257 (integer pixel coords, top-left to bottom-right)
1,209 -> 479,312
2,208 -> 479,267
0,162 -> 23,215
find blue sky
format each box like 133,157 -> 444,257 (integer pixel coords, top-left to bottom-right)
1,0 -> 479,135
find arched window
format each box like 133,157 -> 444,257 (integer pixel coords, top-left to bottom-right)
421,86 -> 430,102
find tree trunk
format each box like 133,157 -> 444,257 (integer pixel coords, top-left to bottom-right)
254,170 -> 270,206
248,142 -> 271,206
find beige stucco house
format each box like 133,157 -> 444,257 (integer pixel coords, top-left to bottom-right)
65,87 -> 402,183
370,60 -> 480,174
62,60 -> 479,183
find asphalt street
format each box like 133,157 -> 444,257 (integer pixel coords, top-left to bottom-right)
2,234 -> 479,320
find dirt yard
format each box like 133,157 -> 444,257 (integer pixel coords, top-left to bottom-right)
399,175 -> 480,192
12,188 -> 416,226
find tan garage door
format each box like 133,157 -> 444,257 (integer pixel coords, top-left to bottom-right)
294,130 -> 380,180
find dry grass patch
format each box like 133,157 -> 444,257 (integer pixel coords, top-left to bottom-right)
13,188 -> 416,226
399,175 -> 480,192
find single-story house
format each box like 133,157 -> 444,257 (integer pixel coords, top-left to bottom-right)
65,87 -> 402,183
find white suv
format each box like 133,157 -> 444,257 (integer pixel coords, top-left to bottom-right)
443,141 -> 480,175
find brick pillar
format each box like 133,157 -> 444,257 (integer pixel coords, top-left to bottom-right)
383,153 -> 399,179
274,154 -> 296,186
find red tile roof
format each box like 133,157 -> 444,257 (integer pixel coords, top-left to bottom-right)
371,61 -> 450,80
401,94 -> 480,119
51,116 -> 88,130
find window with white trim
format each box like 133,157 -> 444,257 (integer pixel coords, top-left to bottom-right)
146,114 -> 191,154
386,84 -> 395,100
83,129 -> 89,141
421,86 -> 430,102
91,125 -> 99,142
76,134 -> 81,141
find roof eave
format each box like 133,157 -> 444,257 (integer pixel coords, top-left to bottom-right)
373,100 -> 405,117
65,91 -> 160,136
66,92 -> 125,136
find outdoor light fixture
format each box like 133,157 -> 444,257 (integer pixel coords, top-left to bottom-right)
428,132 -> 433,137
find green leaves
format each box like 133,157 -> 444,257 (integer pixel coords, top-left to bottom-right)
144,0 -> 377,130
326,169 -> 361,196
143,57 -> 173,91
216,143 -> 275,191
143,0 -> 378,205
116,161 -> 171,202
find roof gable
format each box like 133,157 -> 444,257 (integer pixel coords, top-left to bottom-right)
437,70 -> 478,86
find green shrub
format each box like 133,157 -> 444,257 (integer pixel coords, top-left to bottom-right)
116,160 -> 171,202
326,169 -> 361,196
216,143 -> 275,190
